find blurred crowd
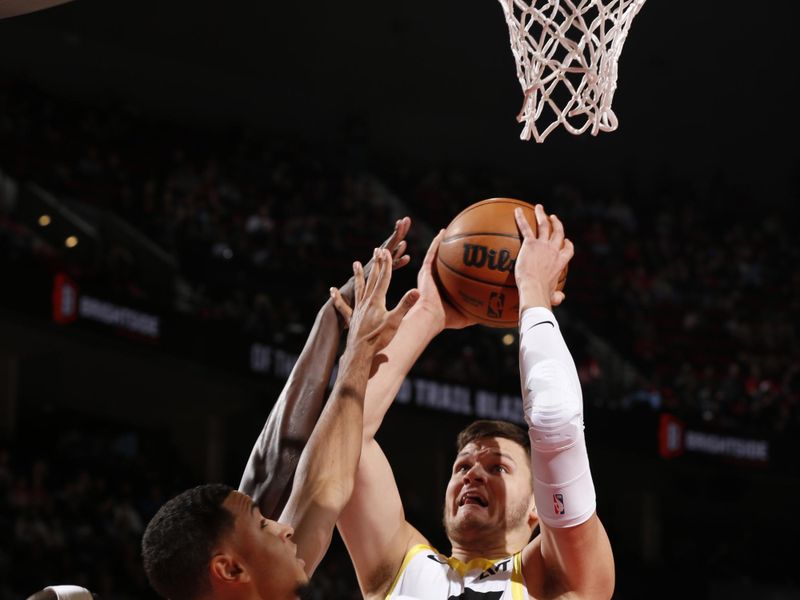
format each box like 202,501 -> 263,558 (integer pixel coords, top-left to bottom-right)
0,406 -> 363,600
0,81 -> 398,341
2,79 -> 799,438
371,166 -> 800,434
0,407 -> 178,600
2,77 -> 800,600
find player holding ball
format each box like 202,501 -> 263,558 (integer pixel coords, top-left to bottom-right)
333,202 -> 614,600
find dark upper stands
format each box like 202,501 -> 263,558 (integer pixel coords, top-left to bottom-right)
2,80 -> 798,435
2,78 -> 799,600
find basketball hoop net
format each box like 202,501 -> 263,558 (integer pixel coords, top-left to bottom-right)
496,0 -> 647,142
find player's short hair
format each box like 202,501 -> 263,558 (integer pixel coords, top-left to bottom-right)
456,419 -> 531,455
142,483 -> 235,600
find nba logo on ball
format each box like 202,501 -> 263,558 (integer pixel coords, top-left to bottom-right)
553,493 -> 565,515
487,292 -> 505,318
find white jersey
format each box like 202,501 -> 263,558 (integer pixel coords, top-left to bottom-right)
386,544 -> 527,600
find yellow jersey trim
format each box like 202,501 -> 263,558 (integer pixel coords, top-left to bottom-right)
385,544 -> 526,598
450,554 -> 510,577
511,550 -> 525,600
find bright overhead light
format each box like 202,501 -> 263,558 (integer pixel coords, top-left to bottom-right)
65,236 -> 79,248
38,214 -> 51,226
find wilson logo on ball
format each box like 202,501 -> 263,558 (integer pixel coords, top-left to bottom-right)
461,244 -> 516,273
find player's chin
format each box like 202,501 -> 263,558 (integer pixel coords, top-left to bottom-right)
453,508 -> 492,530
444,505 -> 488,536
296,565 -> 310,584
457,502 -> 491,519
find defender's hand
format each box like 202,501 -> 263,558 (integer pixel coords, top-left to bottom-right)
345,249 -> 420,354
336,217 -> 412,311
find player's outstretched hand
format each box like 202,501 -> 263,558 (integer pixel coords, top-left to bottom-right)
336,217 -> 412,311
513,205 -> 574,312
416,229 -> 476,331
341,248 -> 420,354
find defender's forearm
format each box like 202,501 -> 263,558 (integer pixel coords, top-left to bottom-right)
291,344 -> 373,509
238,299 -> 343,519
279,342 -> 374,575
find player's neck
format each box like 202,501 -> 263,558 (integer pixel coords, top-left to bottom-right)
449,537 -> 518,563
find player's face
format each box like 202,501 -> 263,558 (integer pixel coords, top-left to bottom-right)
443,437 -> 535,545
222,491 -> 309,599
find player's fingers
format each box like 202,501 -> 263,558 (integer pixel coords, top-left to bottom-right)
330,287 -> 353,326
550,214 -> 565,247
514,207 -> 535,240
364,249 -> 383,298
387,288 -> 421,325
372,249 -> 392,299
551,290 -> 566,307
561,238 -> 575,262
422,229 -> 445,268
397,216 -> 411,243
371,249 -> 394,300
381,219 -> 401,251
534,204 -> 551,239
382,216 -> 411,251
392,240 -> 407,261
392,254 -> 411,271
353,260 -> 365,304
381,219 -> 403,250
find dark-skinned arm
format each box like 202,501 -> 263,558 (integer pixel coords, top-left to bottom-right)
238,218 -> 411,519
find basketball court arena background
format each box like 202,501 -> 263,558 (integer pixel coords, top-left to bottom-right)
1,1 -> 798,599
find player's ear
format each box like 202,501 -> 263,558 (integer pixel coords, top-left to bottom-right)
210,552 -> 250,585
527,499 -> 539,529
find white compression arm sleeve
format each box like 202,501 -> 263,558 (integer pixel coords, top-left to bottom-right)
519,306 -> 596,528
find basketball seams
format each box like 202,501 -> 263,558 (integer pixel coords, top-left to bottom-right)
441,232 -> 522,243
444,200 -> 536,239
452,198 -> 533,221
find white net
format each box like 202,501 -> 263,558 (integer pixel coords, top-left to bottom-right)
496,0 -> 647,142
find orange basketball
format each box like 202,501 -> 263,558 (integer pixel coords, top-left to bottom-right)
434,198 -> 567,328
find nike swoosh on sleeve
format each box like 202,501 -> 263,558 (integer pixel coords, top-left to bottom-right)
529,320 -> 555,329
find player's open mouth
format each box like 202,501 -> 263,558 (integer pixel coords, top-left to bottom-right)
458,492 -> 488,507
